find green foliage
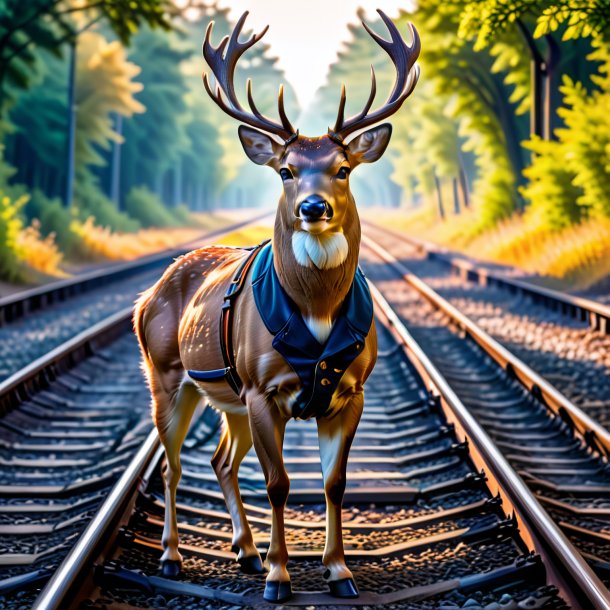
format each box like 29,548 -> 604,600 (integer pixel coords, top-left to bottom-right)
405,4 -> 523,224
173,204 -> 194,226
522,39 -> 610,227
0,0 -> 174,112
521,137 -> 583,229
120,26 -> 190,198
7,27 -> 145,209
74,176 -> 140,232
74,31 -> 145,174
555,73 -> 610,218
459,1 -> 546,49
7,48 -> 68,189
180,7 -> 300,205
535,1 -> 610,40
125,185 -> 181,228
0,192 -> 26,280
24,189 -> 83,254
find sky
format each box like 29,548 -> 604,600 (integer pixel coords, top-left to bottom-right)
214,0 -> 415,109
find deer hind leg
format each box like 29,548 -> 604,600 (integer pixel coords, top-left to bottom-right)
317,393 -> 364,598
211,411 -> 264,574
248,394 -> 292,603
153,375 -> 201,577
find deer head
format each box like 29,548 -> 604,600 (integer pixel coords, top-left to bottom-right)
203,10 -> 420,273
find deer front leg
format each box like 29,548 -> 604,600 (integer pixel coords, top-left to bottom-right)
317,393 -> 363,598
248,393 -> 292,603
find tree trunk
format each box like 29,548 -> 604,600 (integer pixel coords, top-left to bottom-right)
64,41 -> 77,208
452,177 -> 460,214
458,159 -> 470,208
433,171 -> 445,220
543,34 -> 561,140
110,113 -> 123,209
173,158 -> 182,208
530,58 -> 544,138
154,171 -> 163,197
516,19 -> 545,139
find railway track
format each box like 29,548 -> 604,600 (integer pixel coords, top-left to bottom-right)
0,215 -> 270,606
0,212 -> 270,387
0,289 -> 598,608
1,228 -> 609,608
362,222 -> 610,430
360,235 -> 610,594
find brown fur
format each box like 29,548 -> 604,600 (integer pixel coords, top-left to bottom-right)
134,130 -> 388,594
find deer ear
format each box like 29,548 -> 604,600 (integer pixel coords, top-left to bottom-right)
346,123 -> 392,166
238,125 -> 282,167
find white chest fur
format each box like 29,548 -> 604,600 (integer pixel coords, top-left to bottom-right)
304,315 -> 333,344
291,230 -> 349,270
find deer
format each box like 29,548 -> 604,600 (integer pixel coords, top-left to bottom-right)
133,9 -> 420,603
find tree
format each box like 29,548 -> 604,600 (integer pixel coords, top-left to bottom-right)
522,40 -> 610,226
119,26 -> 190,205
315,5 -> 525,224
5,28 -> 146,230
0,0 -> 174,113
459,0 -> 601,139
173,5 -> 301,209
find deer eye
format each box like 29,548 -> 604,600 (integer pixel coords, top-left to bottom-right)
336,167 -> 350,180
280,168 -> 294,181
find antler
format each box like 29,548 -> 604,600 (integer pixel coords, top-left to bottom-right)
331,10 -> 421,141
202,11 -> 297,142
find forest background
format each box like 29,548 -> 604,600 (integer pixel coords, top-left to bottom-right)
1,0 -> 609,291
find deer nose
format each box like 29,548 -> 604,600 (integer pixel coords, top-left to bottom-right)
297,195 -> 332,221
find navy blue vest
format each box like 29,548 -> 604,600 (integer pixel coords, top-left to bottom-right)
251,243 -> 373,420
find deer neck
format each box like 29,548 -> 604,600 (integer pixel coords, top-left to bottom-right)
272,196 -> 361,342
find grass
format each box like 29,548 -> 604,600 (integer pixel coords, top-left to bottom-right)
16,219 -> 67,278
70,218 -> 208,261
213,225 -> 273,248
67,212 -> 233,262
362,206 -> 610,291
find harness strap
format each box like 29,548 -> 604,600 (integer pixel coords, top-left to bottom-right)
187,240 -> 270,393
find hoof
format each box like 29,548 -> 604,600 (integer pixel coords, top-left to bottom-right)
238,554 -> 266,574
328,577 -> 359,598
161,559 -> 181,579
263,580 -> 292,603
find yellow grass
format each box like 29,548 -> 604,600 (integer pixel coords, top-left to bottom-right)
66,212 -> 243,262
70,218 -> 207,260
16,220 -> 67,277
363,207 -> 610,290
215,225 -> 273,248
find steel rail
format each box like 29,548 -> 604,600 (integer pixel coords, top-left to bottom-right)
0,214 -> 273,417
363,220 -> 610,334
0,211 -> 272,327
369,282 -> 610,610
32,430 -> 163,610
26,277 -> 607,609
0,306 -> 133,416
363,234 -> 610,460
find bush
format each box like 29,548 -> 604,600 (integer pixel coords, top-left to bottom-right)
173,203 -> 195,226
125,186 -> 187,228
16,219 -> 65,277
0,193 -> 26,281
24,189 -> 83,255
74,179 -> 140,232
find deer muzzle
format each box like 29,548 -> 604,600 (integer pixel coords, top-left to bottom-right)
296,195 -> 333,223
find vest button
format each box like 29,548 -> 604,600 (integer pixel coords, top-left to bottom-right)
319,361 -> 327,370
320,378 -> 331,386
